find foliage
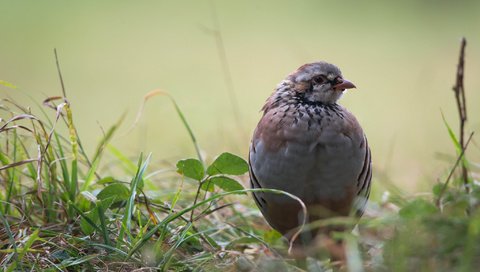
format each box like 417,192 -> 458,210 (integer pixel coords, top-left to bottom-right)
1,40 -> 479,270
0,92 -> 293,271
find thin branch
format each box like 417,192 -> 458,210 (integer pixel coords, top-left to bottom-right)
193,202 -> 234,222
0,159 -> 37,171
436,132 -> 474,207
452,37 -> 469,192
190,175 -> 210,222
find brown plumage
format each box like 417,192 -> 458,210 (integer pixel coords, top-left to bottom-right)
249,61 -> 372,255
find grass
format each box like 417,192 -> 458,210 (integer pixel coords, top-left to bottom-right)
1,41 -> 480,271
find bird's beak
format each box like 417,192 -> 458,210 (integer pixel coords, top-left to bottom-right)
333,79 -> 356,91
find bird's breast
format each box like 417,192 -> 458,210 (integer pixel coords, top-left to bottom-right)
250,102 -> 365,202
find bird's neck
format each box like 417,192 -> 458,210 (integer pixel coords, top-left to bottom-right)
262,81 -> 339,114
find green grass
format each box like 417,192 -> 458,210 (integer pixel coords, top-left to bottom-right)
1,69 -> 480,271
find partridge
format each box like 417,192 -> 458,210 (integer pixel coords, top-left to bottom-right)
249,61 -> 372,251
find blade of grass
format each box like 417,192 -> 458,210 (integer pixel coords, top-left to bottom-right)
126,90 -> 204,165
6,228 -> 40,272
60,102 -> 79,220
69,201 -> 102,233
0,80 -> 17,89
436,132 -> 474,206
53,131 -> 70,189
57,254 -> 100,269
161,222 -> 193,270
0,158 -> 37,171
97,204 -> 110,246
170,177 -> 184,212
107,145 -> 137,174
126,187 -> 307,259
40,229 -> 137,261
17,134 -> 38,180
345,234 -> 364,272
82,115 -> 124,191
4,129 -> 18,214
441,111 -> 461,151
117,153 -> 151,248
459,209 -> 480,271
0,208 -> 20,270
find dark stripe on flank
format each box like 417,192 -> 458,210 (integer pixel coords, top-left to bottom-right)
357,138 -> 370,187
248,154 -> 264,208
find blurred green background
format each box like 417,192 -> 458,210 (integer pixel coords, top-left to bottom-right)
1,0 -> 479,191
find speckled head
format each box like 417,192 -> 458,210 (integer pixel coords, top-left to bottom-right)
287,61 -> 356,104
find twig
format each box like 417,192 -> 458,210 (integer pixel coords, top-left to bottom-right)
190,176 -> 209,222
436,132 -> 474,207
452,38 -> 469,192
193,202 -> 234,222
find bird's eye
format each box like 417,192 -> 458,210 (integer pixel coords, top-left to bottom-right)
313,76 -> 325,84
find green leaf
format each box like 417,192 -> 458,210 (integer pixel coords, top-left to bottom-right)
80,210 -> 97,235
80,197 -> 116,235
201,176 -> 245,194
0,80 -> 17,89
432,183 -> 443,197
263,229 -> 282,244
97,176 -> 116,184
127,187 -> 305,259
97,183 -> 130,203
80,191 -> 98,203
399,199 -> 438,219
206,152 -> 248,176
82,155 -> 102,191
200,179 -> 215,192
176,158 -> 204,181
441,112 -> 461,151
83,115 -> 124,191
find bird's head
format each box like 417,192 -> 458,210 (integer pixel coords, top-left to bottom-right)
287,61 -> 356,104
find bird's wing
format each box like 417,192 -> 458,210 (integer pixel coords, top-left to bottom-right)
248,148 -> 266,209
353,135 -> 372,217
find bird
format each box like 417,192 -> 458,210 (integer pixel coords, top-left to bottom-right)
248,61 -> 372,256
